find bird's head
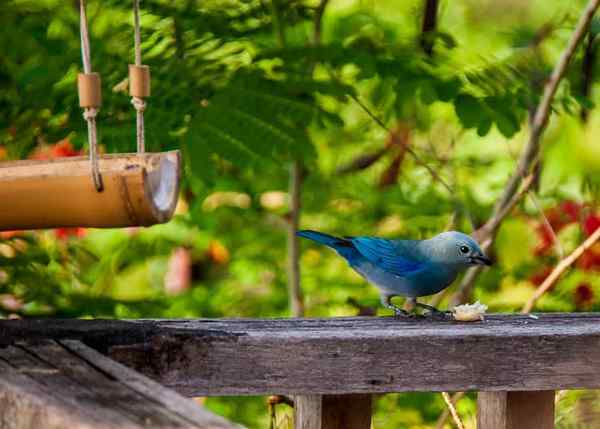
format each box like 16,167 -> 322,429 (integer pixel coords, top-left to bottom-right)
426,231 -> 492,267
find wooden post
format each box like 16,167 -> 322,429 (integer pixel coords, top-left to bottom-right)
478,391 -> 555,429
294,394 -> 372,429
295,395 -> 322,429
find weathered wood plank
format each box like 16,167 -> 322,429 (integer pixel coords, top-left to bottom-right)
1,314 -> 599,395
0,340 -> 242,429
478,391 -> 555,429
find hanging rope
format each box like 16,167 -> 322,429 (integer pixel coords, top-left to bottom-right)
130,0 -> 148,154
78,0 -> 103,192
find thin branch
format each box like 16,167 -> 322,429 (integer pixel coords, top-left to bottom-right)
420,0 -> 439,56
449,0 -> 600,305
435,392 -> 465,429
503,140 -> 563,259
450,174 -> 535,307
528,191 -> 564,259
494,0 -> 599,218
287,160 -> 304,317
522,226 -> 600,313
581,31 -> 597,122
313,0 -> 329,45
269,0 -> 286,48
441,391 -> 465,429
350,94 -> 454,195
269,0 -> 304,316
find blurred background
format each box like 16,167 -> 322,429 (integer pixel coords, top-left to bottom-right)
2,0 -> 600,427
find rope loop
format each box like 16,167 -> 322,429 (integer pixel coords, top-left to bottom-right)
83,107 -> 98,121
131,0 -> 147,154
131,97 -> 146,113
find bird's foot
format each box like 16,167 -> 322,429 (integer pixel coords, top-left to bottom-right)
392,308 -> 410,318
424,309 -> 453,319
391,308 -> 425,319
416,302 -> 453,319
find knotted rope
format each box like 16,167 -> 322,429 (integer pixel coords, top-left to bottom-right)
79,0 -> 103,191
132,0 -> 146,153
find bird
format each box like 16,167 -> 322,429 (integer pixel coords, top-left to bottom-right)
296,230 -> 492,317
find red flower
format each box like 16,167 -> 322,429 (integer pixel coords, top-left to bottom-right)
574,282 -> 594,309
30,139 -> 81,160
560,200 -> 582,223
54,228 -> 87,240
583,213 -> 600,237
51,139 -> 80,158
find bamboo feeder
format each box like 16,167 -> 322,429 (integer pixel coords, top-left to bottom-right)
0,151 -> 180,230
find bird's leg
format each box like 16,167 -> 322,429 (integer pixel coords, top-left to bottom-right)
415,301 -> 452,317
381,294 -> 410,317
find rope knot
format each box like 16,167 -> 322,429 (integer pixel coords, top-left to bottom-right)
83,107 -> 98,121
131,97 -> 146,113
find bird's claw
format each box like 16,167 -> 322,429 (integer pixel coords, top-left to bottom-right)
393,309 -> 425,319
424,309 -> 453,319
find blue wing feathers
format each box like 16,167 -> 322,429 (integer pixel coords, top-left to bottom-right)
350,237 -> 424,277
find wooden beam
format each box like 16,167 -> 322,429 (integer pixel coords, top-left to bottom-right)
0,340 -> 242,429
0,315 -> 599,395
478,391 -> 555,429
294,395 -> 372,429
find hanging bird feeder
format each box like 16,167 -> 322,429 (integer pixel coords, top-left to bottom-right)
0,0 -> 180,231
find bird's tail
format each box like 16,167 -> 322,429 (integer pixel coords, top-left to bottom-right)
296,230 -> 350,248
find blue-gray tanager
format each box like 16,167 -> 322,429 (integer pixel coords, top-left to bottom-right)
297,230 -> 491,316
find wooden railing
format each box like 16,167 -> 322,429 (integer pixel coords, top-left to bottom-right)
1,313 -> 599,428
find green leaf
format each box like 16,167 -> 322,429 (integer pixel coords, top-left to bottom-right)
454,94 -> 482,128
477,115 -> 493,136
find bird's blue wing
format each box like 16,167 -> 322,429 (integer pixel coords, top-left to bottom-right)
350,237 -> 425,277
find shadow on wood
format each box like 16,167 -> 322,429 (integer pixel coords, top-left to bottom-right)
294,394 -> 372,429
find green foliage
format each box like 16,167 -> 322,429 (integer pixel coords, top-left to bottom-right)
2,0 -> 600,428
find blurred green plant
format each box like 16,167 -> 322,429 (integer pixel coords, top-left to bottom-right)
2,0 -> 600,427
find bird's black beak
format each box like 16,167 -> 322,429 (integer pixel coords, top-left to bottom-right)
471,255 -> 492,266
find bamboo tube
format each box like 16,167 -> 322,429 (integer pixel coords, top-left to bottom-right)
129,65 -> 150,97
78,73 -> 102,107
0,151 -> 180,230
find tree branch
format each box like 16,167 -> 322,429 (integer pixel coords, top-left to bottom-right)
581,31 -> 597,122
494,0 -> 599,218
522,226 -> 600,313
441,391 -> 465,429
435,392 -> 465,429
449,0 -> 600,305
350,94 -> 454,195
313,0 -> 329,45
420,0 -> 439,56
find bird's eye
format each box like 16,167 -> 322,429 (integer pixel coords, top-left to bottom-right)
459,245 -> 470,254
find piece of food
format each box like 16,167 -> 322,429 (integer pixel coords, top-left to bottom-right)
452,301 -> 488,321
